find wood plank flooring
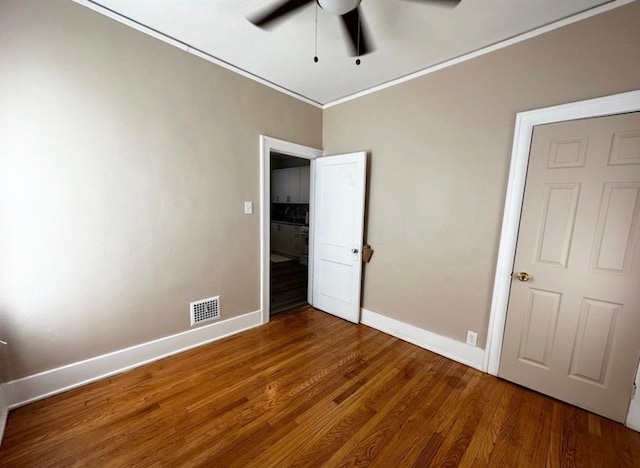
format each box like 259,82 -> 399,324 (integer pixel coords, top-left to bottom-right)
271,259 -> 308,314
1,306 -> 639,467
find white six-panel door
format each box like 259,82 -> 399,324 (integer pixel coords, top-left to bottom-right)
311,152 -> 367,323
499,112 -> 640,422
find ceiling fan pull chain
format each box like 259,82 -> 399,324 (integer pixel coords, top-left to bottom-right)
355,11 -> 361,65
313,2 -> 319,63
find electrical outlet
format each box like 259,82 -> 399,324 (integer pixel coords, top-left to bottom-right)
466,330 -> 478,347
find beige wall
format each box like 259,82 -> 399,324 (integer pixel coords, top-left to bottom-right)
0,0 -> 321,381
323,1 -> 640,348
1,0 -> 639,384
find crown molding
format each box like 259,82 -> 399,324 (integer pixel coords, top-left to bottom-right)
72,0 -> 323,109
323,0 -> 634,108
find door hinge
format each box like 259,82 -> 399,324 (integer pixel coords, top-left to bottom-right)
633,382 -> 637,400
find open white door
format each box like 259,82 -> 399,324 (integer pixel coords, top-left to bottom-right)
311,152 -> 367,323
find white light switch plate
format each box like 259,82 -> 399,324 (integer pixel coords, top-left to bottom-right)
244,201 -> 253,214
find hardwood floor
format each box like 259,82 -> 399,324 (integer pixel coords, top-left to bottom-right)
1,307 -> 638,467
271,259 -> 308,314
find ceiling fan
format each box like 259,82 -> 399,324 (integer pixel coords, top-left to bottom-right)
248,0 -> 461,61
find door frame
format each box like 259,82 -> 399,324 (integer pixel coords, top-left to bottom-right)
259,136 -> 323,325
483,89 -> 640,427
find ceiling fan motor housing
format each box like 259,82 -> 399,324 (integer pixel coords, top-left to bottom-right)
317,0 -> 361,15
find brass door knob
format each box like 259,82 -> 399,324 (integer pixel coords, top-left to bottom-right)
516,272 -> 531,282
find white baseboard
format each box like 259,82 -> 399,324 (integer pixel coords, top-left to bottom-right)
626,366 -> 640,432
360,308 -> 485,371
1,310 -> 262,412
0,385 -> 8,447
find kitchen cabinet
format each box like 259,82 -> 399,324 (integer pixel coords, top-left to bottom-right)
271,167 -> 309,203
271,170 -> 288,203
271,222 -> 289,254
271,222 -> 308,259
290,229 -> 306,257
299,166 -> 310,204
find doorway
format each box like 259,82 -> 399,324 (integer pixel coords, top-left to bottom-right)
260,136 -> 368,326
259,136 -> 323,324
270,152 -> 311,315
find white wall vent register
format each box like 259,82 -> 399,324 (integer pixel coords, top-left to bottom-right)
190,295 -> 220,325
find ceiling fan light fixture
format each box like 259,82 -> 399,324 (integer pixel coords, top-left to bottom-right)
317,0 -> 361,16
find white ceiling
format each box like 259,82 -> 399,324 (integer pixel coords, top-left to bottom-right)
86,0 -> 615,105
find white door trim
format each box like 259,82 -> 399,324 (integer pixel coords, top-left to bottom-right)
259,136 -> 323,325
483,89 -> 640,428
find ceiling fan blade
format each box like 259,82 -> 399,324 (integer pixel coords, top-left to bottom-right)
339,7 -> 374,57
249,0 -> 315,28
402,0 -> 461,8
